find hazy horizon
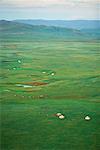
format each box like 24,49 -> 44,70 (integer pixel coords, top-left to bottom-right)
0,0 -> 99,20
1,19 -> 100,21
3,18 -> 100,21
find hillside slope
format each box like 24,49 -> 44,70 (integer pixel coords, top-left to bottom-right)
14,19 -> 100,29
0,20 -> 99,41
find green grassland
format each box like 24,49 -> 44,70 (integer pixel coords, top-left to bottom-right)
0,21 -> 100,150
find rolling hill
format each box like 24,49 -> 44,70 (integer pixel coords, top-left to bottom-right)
0,20 -> 99,41
14,19 -> 100,29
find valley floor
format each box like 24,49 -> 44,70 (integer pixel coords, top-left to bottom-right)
0,40 -> 100,150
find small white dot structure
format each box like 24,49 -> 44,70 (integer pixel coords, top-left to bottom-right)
56,113 -> 65,119
59,115 -> 65,119
56,113 -> 62,117
85,116 -> 91,121
51,73 -> 55,76
18,60 -> 21,63
42,71 -> 46,74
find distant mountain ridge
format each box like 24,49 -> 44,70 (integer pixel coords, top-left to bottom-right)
13,19 -> 100,29
0,20 -> 82,35
0,20 -> 79,32
0,20 -> 100,41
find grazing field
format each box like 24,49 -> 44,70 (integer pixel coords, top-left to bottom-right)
0,21 -> 100,150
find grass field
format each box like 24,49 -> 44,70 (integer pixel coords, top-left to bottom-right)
0,22 -> 100,150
